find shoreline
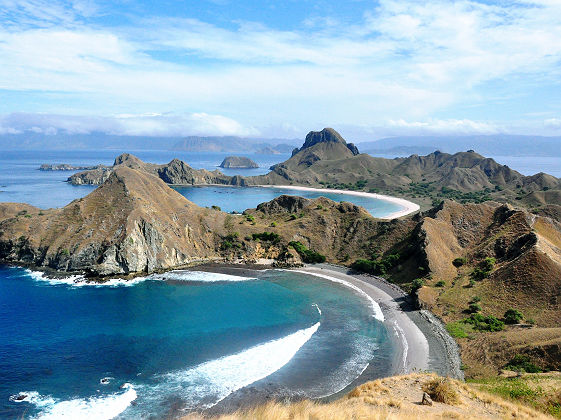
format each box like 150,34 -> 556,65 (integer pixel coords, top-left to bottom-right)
168,183 -> 420,219
191,262 -> 463,415
255,185 -> 420,219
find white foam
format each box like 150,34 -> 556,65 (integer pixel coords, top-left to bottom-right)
138,322 -> 320,411
24,269 -> 147,288
11,384 -> 137,420
150,270 -> 256,282
392,321 -> 409,373
288,270 -> 385,322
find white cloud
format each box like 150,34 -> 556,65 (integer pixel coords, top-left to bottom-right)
0,112 -> 259,137
1,0 -> 561,135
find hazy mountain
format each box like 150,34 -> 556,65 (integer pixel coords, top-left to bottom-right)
171,136 -> 300,153
0,132 -> 300,152
357,135 -> 561,157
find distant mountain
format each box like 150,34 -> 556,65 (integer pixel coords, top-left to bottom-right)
0,132 -> 300,152
357,135 -> 561,157
0,132 -> 178,150
171,136 -> 300,153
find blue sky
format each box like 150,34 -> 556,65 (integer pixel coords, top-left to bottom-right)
1,0 -> 561,140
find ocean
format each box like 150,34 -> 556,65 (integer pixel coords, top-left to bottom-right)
0,266 -> 393,419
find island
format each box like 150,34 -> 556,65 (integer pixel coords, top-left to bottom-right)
39,163 -> 107,171
219,156 -> 259,168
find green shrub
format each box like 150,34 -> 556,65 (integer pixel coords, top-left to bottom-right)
270,222 -> 277,227
464,313 -> 504,332
246,215 -> 255,222
252,232 -> 281,244
470,296 -> 481,303
468,279 -> 476,287
504,355 -> 542,373
435,280 -> 446,287
288,241 -> 326,263
452,257 -> 467,267
351,253 -> 401,276
411,278 -> 424,294
504,308 -> 524,324
289,214 -> 297,220
468,303 -> 482,313
211,205 -> 221,211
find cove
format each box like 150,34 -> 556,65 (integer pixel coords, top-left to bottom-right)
172,185 -> 405,218
0,266 -> 393,419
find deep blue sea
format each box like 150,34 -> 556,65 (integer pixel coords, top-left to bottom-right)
0,266 -> 392,419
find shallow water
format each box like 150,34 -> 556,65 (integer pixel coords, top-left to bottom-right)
173,185 -> 403,217
0,266 -> 393,419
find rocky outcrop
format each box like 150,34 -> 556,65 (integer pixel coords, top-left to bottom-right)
219,156 -> 259,168
68,153 -> 242,186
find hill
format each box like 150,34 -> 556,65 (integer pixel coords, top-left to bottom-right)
360,200 -> 561,378
253,129 -> 561,209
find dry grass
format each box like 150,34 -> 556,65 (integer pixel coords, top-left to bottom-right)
422,377 -> 461,405
183,373 -> 550,420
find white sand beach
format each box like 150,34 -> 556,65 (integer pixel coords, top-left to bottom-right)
293,266 -> 430,374
258,185 -> 420,219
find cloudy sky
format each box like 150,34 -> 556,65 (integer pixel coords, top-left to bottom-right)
1,0 -> 561,140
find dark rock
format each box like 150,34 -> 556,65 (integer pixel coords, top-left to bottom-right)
422,391 -> 433,406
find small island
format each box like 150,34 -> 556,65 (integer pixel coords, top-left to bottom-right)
39,163 -> 106,171
219,156 -> 259,168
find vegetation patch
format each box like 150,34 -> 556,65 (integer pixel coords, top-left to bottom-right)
463,313 -> 504,332
351,253 -> 401,275
252,232 -> 281,244
446,321 -> 473,339
470,257 -> 495,280
503,355 -> 542,373
288,241 -> 326,263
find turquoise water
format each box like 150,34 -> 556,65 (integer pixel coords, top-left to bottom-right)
173,185 -> 402,217
0,266 -> 393,419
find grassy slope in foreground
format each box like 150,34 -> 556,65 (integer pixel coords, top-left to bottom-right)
184,373 -> 552,420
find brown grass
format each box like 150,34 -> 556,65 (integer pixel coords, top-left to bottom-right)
422,377 -> 461,405
183,373 -> 550,420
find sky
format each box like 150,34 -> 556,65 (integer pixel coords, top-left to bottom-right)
1,0 -> 561,141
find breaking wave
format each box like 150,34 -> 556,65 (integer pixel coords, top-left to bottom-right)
10,383 -> 137,420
